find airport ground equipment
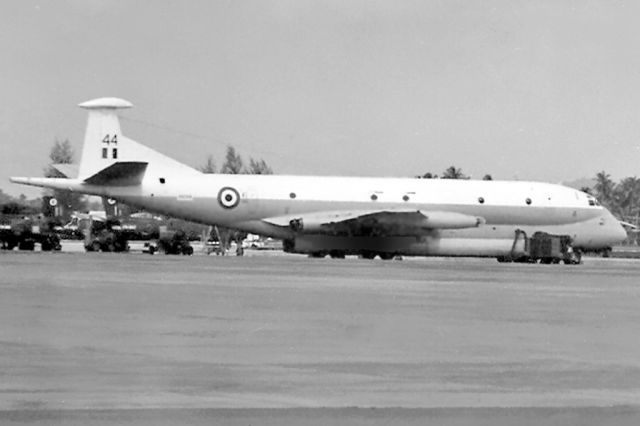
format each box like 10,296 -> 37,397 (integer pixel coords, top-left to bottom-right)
145,227 -> 193,255
204,239 -> 221,255
0,216 -> 62,251
84,218 -> 130,252
527,232 -> 581,264
497,230 -> 581,264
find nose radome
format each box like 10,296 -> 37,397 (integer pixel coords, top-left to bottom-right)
613,221 -> 628,244
602,210 -> 628,245
597,209 -> 628,246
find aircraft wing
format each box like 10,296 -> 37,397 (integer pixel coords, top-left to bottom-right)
264,209 -> 485,237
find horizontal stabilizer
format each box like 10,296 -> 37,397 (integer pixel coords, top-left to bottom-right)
83,161 -> 148,186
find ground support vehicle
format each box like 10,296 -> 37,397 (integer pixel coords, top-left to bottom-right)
84,218 -> 130,252
0,216 -> 62,251
146,229 -> 193,255
204,239 -> 221,255
498,230 -> 581,264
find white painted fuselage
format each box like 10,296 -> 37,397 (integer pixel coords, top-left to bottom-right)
11,98 -> 627,259
14,173 -> 625,256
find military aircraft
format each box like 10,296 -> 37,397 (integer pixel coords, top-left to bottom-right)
11,98 -> 627,262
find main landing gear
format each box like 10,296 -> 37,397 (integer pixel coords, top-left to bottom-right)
307,250 -> 397,260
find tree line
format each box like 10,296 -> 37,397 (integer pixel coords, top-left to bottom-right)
199,146 -> 273,175
416,165 -> 493,181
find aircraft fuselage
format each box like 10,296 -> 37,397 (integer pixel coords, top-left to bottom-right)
10,97 -> 627,260
16,173 -> 625,257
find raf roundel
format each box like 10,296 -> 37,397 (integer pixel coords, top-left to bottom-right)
218,187 -> 240,209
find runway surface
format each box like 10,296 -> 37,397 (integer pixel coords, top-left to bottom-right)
1,251 -> 640,424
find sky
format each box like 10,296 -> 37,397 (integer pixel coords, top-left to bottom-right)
2,0 -> 640,197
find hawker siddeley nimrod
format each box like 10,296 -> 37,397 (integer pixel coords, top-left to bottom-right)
11,98 -> 627,263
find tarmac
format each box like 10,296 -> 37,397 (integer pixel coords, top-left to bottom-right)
1,248 -> 640,425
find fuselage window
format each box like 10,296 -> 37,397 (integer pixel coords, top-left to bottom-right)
289,192 -> 296,199
102,148 -> 108,159
159,178 -> 166,184
478,197 -> 485,204
525,198 -> 532,205
371,194 -> 378,201
403,195 -> 410,202
588,199 -> 595,206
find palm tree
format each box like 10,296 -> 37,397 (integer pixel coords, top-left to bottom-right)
613,176 -> 640,220
594,170 -> 614,208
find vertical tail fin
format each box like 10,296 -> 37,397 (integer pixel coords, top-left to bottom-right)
77,98 -> 133,179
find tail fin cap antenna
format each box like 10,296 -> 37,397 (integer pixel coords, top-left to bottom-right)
78,97 -> 133,110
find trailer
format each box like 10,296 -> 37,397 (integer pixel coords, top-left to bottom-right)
528,232 -> 581,264
498,230 -> 581,264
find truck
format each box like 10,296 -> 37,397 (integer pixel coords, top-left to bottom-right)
0,216 -> 62,251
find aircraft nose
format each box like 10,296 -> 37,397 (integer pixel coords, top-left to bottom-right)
601,209 -> 628,245
611,220 -> 628,244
